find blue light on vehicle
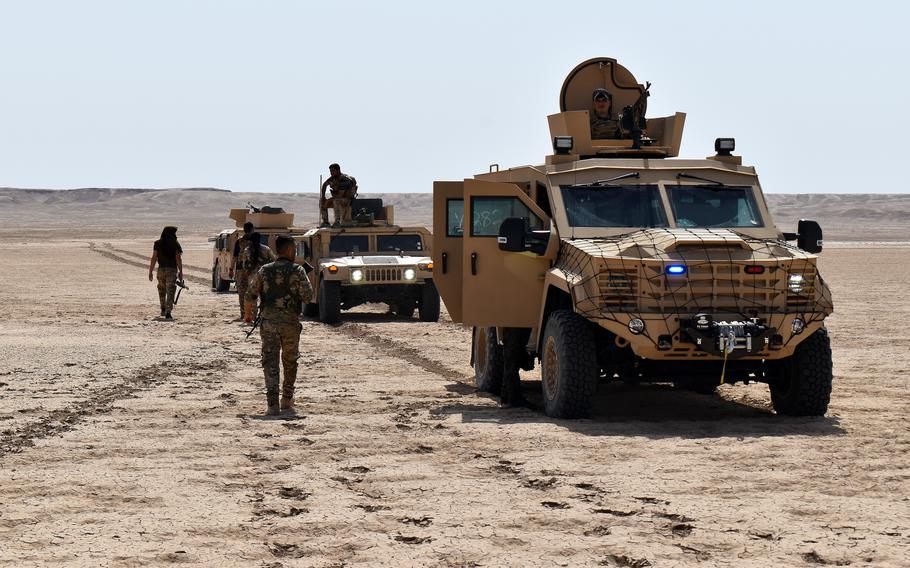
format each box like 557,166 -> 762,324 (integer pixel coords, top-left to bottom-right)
666,264 -> 687,275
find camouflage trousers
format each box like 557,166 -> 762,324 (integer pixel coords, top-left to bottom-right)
260,319 -> 302,401
156,267 -> 178,312
235,269 -> 251,317
333,198 -> 353,225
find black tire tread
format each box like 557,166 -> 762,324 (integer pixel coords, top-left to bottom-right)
769,328 -> 833,416
318,280 -> 342,324
474,327 -> 503,395
541,310 -> 598,419
418,281 -> 441,322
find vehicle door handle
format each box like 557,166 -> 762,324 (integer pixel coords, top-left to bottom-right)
442,252 -> 448,274
471,252 -> 478,275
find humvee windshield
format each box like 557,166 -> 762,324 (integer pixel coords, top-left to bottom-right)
560,185 -> 668,228
329,235 -> 369,254
667,185 -> 764,228
377,234 -> 423,252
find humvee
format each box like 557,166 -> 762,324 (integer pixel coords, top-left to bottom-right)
209,205 -> 307,291
432,57 -> 834,419
296,198 -> 439,324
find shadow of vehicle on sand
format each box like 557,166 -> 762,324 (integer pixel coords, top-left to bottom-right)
436,381 -> 845,440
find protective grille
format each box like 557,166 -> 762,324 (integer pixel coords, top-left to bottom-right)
365,267 -> 402,282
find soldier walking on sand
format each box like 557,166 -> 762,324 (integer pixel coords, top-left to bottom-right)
147,226 -> 184,320
244,235 -> 314,416
320,163 -> 358,226
231,225 -> 275,319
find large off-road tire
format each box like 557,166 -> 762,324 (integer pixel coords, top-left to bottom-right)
302,302 -> 319,317
318,280 -> 341,324
390,302 -> 415,319
213,263 -> 229,292
418,281 -> 441,322
540,310 -> 599,419
768,328 -> 833,417
473,327 -> 503,395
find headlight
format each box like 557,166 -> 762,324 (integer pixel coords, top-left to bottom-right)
351,269 -> 364,282
403,268 -> 416,281
791,318 -> 805,335
418,261 -> 433,271
788,274 -> 804,293
628,318 -> 645,335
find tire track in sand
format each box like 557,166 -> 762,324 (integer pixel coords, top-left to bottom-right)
102,242 -> 211,274
88,242 -> 210,287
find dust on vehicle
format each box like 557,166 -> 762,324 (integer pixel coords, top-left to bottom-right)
433,57 -> 833,418
296,198 -> 439,323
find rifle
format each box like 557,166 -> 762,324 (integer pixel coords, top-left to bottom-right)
247,201 -> 261,213
174,279 -> 189,305
245,313 -> 262,339
620,81 -> 651,149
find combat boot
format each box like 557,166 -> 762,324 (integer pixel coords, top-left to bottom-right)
266,394 -> 280,416
280,396 -> 294,411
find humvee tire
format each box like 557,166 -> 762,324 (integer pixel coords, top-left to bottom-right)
391,302 -> 416,318
418,281 -> 441,322
302,302 -> 319,317
769,328 -> 833,417
540,310 -> 598,419
473,327 -> 503,395
213,263 -> 229,292
318,280 -> 341,324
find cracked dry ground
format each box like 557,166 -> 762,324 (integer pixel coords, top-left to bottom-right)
0,237 -> 908,568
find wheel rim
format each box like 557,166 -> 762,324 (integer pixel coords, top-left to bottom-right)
543,335 -> 559,400
475,329 -> 488,376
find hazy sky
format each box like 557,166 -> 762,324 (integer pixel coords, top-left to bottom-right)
1,1 -> 906,194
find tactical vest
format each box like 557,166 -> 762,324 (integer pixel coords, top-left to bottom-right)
239,241 -> 267,272
260,260 -> 301,315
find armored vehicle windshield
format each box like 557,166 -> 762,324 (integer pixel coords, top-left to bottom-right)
666,185 -> 764,228
561,184 -> 667,228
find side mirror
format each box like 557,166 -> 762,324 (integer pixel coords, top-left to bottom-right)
497,217 -> 526,252
498,217 -> 549,255
796,219 -> 823,253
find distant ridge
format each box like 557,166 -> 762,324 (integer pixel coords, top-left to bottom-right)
0,187 -> 907,241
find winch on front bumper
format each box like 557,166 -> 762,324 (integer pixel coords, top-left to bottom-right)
679,313 -> 775,358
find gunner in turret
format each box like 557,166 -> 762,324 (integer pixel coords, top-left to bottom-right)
320,163 -> 358,226
590,88 -> 620,140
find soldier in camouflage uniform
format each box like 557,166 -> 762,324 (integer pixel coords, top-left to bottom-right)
232,229 -> 275,319
147,226 -> 183,320
590,88 -> 620,140
320,163 -> 358,226
244,235 -> 314,416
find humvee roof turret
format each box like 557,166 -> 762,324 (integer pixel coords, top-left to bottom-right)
433,57 -> 834,419
296,198 -> 439,323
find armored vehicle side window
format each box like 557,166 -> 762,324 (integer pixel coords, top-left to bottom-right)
447,199 -> 464,237
329,235 -> 370,254
560,185 -> 667,228
470,197 -> 543,237
667,185 -> 764,228
377,234 -> 423,252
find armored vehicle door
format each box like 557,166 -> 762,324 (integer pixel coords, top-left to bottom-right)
433,182 -> 466,322
462,180 -> 550,328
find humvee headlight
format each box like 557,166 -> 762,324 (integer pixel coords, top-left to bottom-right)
403,268 -> 416,281
351,269 -> 364,282
788,274 -> 804,293
418,261 -> 433,271
327,264 -> 339,274
628,318 -> 646,335
666,264 -> 687,275
791,318 -> 805,335
553,136 -> 574,155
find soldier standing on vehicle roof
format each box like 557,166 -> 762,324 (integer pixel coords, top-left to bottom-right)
232,226 -> 275,320
147,226 -> 184,320
244,235 -> 314,416
590,88 -> 620,140
320,163 -> 358,226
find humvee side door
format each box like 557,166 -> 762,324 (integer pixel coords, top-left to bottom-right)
461,180 -> 550,328
432,182 -> 466,322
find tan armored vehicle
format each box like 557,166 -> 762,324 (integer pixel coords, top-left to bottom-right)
296,198 -> 439,323
433,57 -> 834,419
209,205 -> 307,291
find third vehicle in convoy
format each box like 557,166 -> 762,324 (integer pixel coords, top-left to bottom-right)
433,57 -> 834,419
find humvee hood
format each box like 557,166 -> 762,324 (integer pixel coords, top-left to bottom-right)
321,254 -> 432,268
565,228 -> 811,261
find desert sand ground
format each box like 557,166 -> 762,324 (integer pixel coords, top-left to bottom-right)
0,233 -> 908,567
